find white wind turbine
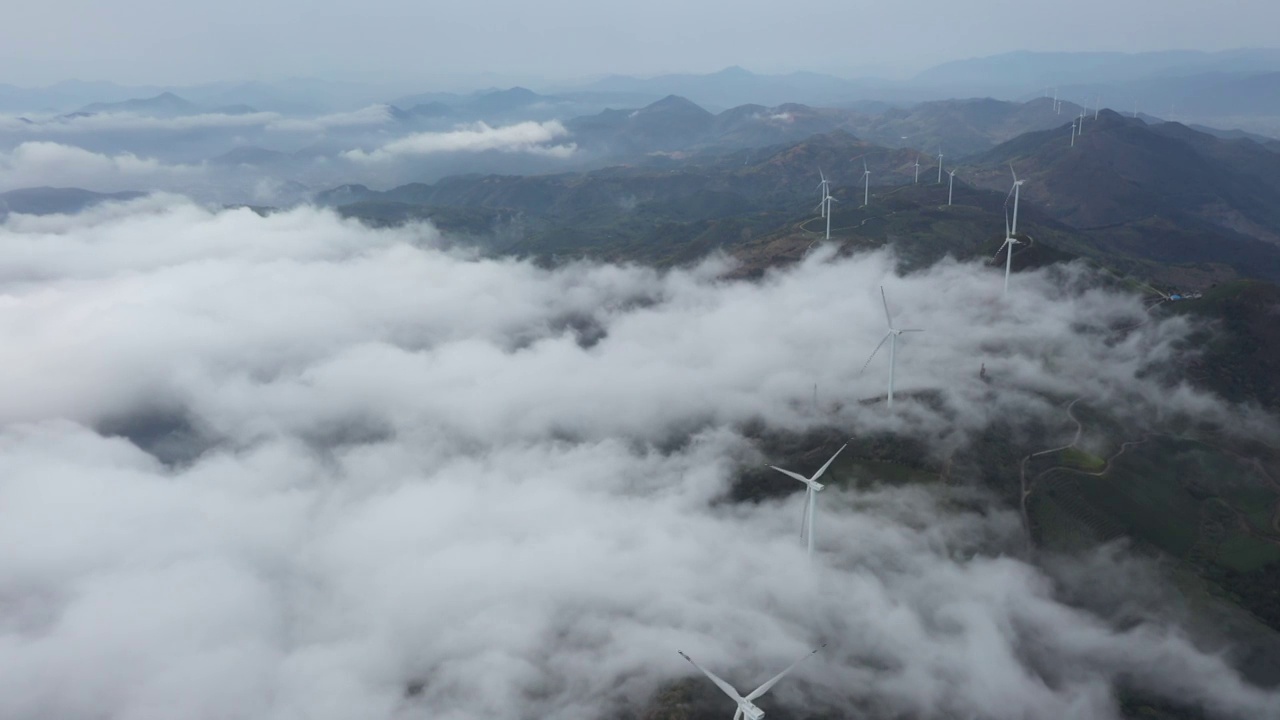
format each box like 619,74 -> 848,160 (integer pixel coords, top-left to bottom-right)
1078,110 -> 1086,135
914,154 -> 921,184
936,146 -> 944,183
947,168 -> 956,206
1094,96 -> 1100,120
1070,117 -> 1077,147
1007,164 -> 1023,237
816,193 -> 837,240
770,444 -> 846,557
861,160 -> 871,207
860,286 -> 922,409
679,646 -> 825,720
996,207 -> 1023,297
817,169 -> 830,218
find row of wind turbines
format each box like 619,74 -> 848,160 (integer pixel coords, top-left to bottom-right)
680,163 -> 1032,720
815,153 -> 1027,298
688,97 -> 1123,712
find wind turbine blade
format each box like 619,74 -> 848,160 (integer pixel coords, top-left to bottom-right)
1004,184 -> 1016,205
860,332 -> 893,375
769,466 -> 813,486
811,444 -> 848,481
898,328 -> 924,333
819,168 -> 826,182
880,286 -> 893,329
993,238 -> 1011,261
1009,164 -> 1018,183
744,645 -> 826,701
863,159 -> 868,172
734,708 -> 743,720
1005,208 -> 1010,238
678,652 -> 742,703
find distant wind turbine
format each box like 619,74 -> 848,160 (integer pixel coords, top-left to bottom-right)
817,194 -> 837,240
914,154 -> 921,184
1070,117 -> 1077,147
817,169 -> 830,218
1095,96 -> 1100,120
770,444 -> 846,557
947,168 -> 956,206
936,147 -> 944,183
1078,110 -> 1086,135
861,160 -> 871,207
1007,164 -> 1024,237
997,208 -> 1023,297
679,646 -> 825,720
861,286 -> 922,409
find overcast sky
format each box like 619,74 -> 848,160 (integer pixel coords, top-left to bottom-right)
2,0 -> 1277,87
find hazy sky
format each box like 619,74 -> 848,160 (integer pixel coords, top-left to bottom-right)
3,0 -> 1278,87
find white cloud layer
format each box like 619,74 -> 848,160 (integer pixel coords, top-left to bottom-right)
0,197 -> 1274,720
0,141 -> 201,192
344,120 -> 576,162
0,105 -> 396,135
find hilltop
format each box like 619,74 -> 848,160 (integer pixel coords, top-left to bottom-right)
965,109 -> 1280,282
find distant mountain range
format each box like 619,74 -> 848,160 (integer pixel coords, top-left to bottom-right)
5,49 -> 1279,118
76,92 -> 258,117
0,187 -> 146,215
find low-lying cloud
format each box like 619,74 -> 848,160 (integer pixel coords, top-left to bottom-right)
343,120 -> 576,162
0,105 -> 396,135
0,141 -> 201,192
0,197 -> 1274,720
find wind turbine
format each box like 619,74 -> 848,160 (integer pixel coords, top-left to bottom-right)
1007,164 -> 1023,237
861,160 -> 871,207
1053,87 -> 1059,114
678,646 -> 825,720
947,168 -> 956,206
1078,110 -> 1086,135
996,208 -> 1023,297
913,154 -> 921,184
860,286 -> 922,409
816,194 -> 837,240
936,147 -> 944,183
770,444 -> 846,557
1070,117 -> 1077,147
817,169 -> 830,218
1094,96 -> 1100,120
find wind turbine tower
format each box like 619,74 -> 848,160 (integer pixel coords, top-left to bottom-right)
861,286 -> 923,409
817,194 -> 837,240
861,160 -> 871,207
770,444 -> 847,557
947,168 -> 956,206
914,154 -> 921,184
817,169 -> 830,218
1071,118 -> 1077,147
1008,164 -> 1024,237
997,209 -> 1023,297
679,646 -> 825,720
936,147 -> 944,183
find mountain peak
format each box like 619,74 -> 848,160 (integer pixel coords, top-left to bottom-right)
643,95 -> 711,116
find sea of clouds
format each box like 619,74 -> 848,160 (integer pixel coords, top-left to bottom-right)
0,196 -> 1275,720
